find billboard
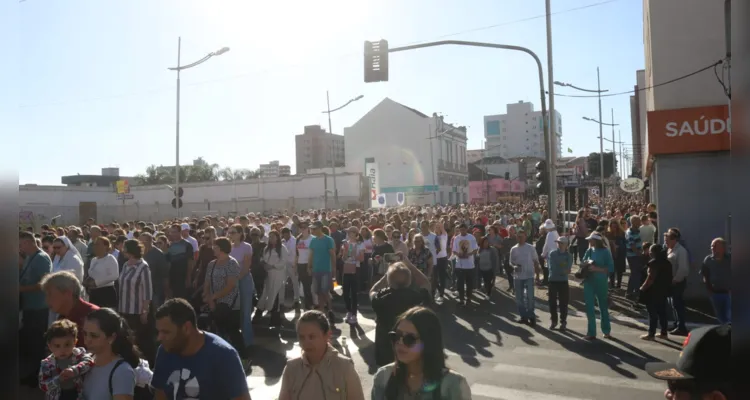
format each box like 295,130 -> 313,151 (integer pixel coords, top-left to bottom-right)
116,179 -> 130,194
365,161 -> 380,208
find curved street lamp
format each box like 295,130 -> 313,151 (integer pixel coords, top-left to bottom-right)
320,92 -> 364,208
168,38 -> 230,217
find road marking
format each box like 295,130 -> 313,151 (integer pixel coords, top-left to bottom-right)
491,364 -> 664,391
471,383 -> 594,400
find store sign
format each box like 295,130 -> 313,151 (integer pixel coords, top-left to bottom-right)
647,105 -> 730,155
116,179 -> 130,194
365,161 -> 380,208
620,177 -> 645,193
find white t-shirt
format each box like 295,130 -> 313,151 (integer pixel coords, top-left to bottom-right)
89,254 -> 119,288
296,235 -> 313,263
436,233 -> 448,258
422,232 -> 437,266
452,233 -> 478,269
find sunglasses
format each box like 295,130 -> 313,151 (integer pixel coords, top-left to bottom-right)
388,331 -> 420,347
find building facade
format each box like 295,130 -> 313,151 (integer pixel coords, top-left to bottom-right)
344,98 -> 469,206
19,172 -> 365,227
259,160 -> 291,178
483,101 -> 562,160
641,0 -> 731,299
295,125 -> 345,174
629,70 -> 648,176
466,149 -> 484,164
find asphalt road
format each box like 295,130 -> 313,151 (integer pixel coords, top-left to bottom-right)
246,281 -> 691,400
20,277 -> 706,399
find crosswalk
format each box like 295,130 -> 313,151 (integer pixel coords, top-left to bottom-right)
246,307 -> 679,400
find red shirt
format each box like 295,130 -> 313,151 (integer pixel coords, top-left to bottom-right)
61,299 -> 100,348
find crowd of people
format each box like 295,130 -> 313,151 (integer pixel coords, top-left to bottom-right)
18,195 -> 734,399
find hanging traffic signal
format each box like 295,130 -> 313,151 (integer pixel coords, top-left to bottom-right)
504,172 -> 510,180
535,160 -> 549,195
172,187 -> 184,209
364,40 -> 389,83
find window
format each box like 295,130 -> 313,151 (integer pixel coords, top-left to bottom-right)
486,120 -> 501,136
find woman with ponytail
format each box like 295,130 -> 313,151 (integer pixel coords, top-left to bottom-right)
371,306 -> 470,399
81,307 -> 150,399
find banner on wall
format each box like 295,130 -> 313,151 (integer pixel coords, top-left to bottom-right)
365,161 -> 380,208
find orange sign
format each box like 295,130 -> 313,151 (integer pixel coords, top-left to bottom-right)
647,105 -> 730,155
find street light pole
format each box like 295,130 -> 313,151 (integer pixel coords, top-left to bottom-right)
326,91 -> 337,208
597,67 -> 604,209
168,39 -> 230,219
321,92 -> 364,209
545,0 -> 558,221
175,37 -> 181,219
611,108 -> 617,177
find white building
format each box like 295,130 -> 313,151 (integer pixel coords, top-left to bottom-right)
344,98 -> 469,206
484,101 -> 562,160
259,160 -> 291,178
19,173 -> 365,227
466,149 -> 484,164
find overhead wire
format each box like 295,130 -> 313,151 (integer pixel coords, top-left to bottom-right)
552,60 -> 723,98
16,0 -> 625,109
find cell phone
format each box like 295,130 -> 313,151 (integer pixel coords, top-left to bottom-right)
384,253 -> 401,264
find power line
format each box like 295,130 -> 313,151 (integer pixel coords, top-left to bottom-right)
553,60 -> 723,98
15,0 -> 624,109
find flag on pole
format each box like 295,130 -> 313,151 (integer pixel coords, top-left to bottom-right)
567,147 -> 573,153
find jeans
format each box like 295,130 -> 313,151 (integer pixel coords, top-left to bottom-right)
626,256 -> 643,296
360,254 -> 372,291
514,278 -> 535,319
455,268 -> 475,302
548,281 -> 569,324
711,292 -> 731,324
503,255 -> 515,290
669,280 -> 688,330
583,273 -> 611,337
239,274 -> 255,346
297,263 -> 314,309
646,297 -> 668,336
342,273 -> 358,313
434,257 -> 449,297
213,309 -> 246,357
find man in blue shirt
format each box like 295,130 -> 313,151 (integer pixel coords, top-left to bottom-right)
19,230 -> 53,386
308,221 -> 336,322
153,299 -> 251,400
547,237 -> 573,331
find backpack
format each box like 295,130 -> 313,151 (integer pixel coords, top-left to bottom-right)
109,359 -> 154,400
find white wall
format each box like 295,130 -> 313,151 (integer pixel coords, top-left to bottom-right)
344,98 -> 468,205
644,0 -> 727,112
20,173 -> 363,225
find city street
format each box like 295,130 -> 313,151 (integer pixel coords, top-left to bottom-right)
246,276 -> 702,400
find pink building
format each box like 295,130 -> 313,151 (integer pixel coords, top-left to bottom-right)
469,179 -> 526,203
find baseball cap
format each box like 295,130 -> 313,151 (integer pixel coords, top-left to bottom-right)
645,324 -> 731,381
555,236 -> 570,245
180,223 -> 190,231
585,232 -> 603,241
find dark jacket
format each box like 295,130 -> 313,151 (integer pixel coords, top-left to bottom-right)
371,287 -> 426,367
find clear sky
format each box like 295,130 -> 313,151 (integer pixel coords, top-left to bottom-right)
3,0 -> 643,185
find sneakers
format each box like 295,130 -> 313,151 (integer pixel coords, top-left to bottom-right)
657,332 -> 669,339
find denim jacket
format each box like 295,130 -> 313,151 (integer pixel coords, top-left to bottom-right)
371,363 -> 471,400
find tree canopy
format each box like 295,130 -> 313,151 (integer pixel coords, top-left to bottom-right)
133,157 -> 259,185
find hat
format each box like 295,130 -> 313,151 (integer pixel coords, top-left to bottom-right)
645,324 -> 731,381
543,219 -> 555,230
585,232 -> 603,241
555,236 -> 570,245
180,223 -> 190,231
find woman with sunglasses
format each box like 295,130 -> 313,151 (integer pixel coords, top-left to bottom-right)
371,306 -> 470,399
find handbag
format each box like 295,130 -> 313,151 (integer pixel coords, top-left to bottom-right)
208,260 -> 239,325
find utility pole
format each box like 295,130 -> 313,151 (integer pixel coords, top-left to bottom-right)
611,108 -> 617,177
597,67 -> 605,209
545,0 -> 558,221
326,91 -> 339,208
174,37 -> 181,219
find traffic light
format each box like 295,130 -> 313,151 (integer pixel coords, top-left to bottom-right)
171,187 -> 184,209
504,172 -> 510,180
535,160 -> 548,194
364,40 -> 389,83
